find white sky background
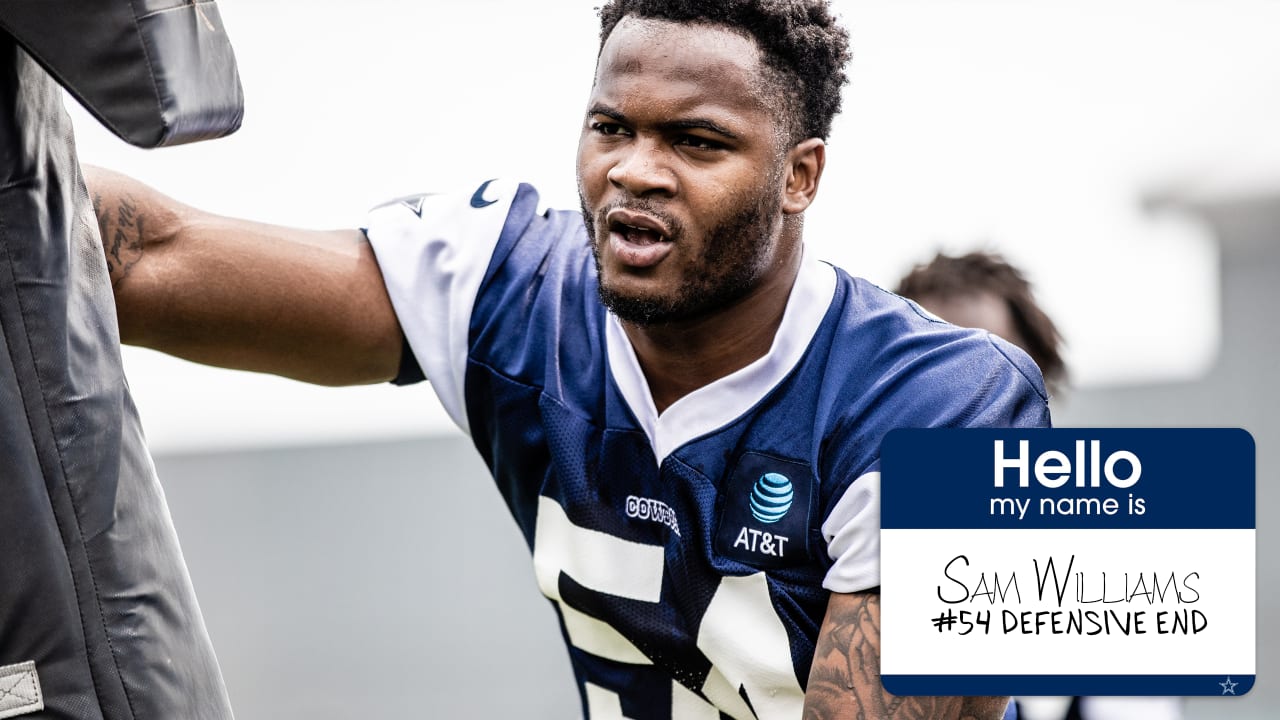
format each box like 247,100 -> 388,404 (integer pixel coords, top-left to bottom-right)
68,0 -> 1280,452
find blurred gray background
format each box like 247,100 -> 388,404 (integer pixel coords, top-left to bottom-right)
65,1 -> 1278,717
153,438 -> 580,718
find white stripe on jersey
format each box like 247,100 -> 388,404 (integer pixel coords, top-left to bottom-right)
822,470 -> 883,593
534,496 -> 665,603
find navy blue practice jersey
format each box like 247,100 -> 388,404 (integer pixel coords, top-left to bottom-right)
366,180 -> 1051,720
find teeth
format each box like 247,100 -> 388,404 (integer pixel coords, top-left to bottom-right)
612,219 -> 667,243
626,230 -> 663,244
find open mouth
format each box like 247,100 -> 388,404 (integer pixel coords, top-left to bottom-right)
605,207 -> 674,244
604,211 -> 676,269
601,207 -> 677,268
611,221 -> 669,246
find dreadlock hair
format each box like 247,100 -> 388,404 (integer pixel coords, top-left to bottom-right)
596,0 -> 851,143
896,251 -> 1068,395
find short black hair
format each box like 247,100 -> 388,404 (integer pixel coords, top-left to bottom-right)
597,0 -> 851,142
896,251 -> 1068,395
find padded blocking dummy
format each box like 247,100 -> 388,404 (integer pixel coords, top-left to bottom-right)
0,20 -> 235,720
0,0 -> 243,148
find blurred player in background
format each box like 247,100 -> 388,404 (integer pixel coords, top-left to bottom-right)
896,250 -> 1181,720
895,251 -> 1066,398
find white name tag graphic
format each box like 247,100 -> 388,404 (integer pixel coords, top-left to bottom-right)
879,428 -> 1255,696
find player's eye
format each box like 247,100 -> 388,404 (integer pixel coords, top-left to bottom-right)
590,121 -> 630,137
676,134 -> 725,151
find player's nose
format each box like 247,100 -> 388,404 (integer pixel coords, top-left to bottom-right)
606,138 -> 676,198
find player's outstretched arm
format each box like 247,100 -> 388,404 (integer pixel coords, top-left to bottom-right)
803,591 -> 1009,720
85,166 -> 402,386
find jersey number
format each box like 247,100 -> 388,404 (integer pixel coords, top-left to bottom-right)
532,496 -> 804,719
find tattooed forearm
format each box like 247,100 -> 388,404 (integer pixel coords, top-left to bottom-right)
92,191 -> 146,286
803,592 -> 1008,720
957,697 -> 1010,720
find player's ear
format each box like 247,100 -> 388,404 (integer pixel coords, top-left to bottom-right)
781,138 -> 825,215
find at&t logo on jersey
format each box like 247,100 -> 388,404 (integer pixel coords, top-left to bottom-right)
734,473 -> 795,558
750,472 -> 794,523
716,453 -> 812,569
733,525 -> 791,557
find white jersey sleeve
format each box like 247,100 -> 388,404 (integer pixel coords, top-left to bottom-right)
821,468 -> 882,593
363,180 -> 521,433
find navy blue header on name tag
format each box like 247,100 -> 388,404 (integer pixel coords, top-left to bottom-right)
881,428 -> 1255,529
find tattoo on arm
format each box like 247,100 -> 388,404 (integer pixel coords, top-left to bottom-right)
804,592 -> 1008,720
92,191 -> 146,286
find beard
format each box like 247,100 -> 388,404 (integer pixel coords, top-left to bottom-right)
581,185 -> 784,327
